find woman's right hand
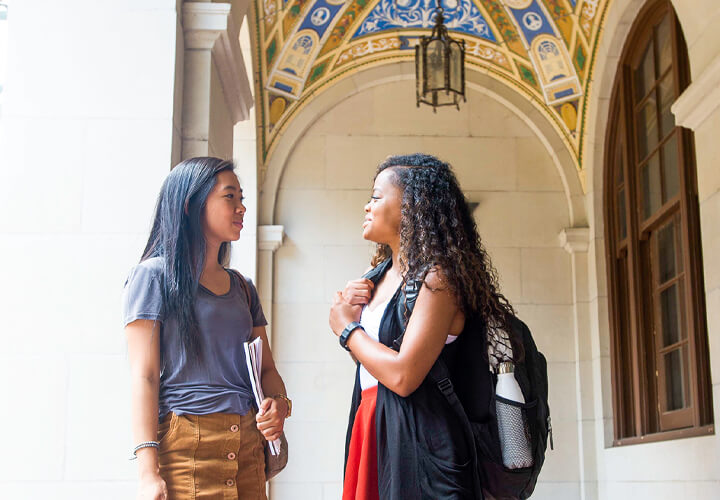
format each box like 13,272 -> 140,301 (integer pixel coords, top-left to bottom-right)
342,278 -> 374,305
137,472 -> 168,500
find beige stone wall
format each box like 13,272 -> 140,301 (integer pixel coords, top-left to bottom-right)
269,80 -> 581,499
0,2 -> 255,497
0,0 -> 182,497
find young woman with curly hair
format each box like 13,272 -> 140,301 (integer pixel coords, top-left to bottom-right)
329,153 -> 519,500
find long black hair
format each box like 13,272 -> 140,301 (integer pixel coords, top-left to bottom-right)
371,153 -> 521,359
141,156 -> 235,361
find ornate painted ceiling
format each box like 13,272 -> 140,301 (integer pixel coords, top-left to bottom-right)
250,0 -> 610,169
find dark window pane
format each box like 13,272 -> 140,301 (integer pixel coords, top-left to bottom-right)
616,139 -> 624,185
641,153 -> 662,219
657,220 -> 676,283
617,256 -> 636,437
656,14 -> 672,76
618,188 -> 627,239
660,281 -> 686,347
662,134 -> 680,202
673,214 -> 683,273
635,41 -> 656,101
658,74 -> 676,139
664,347 -> 689,411
637,98 -> 659,160
616,255 -> 636,437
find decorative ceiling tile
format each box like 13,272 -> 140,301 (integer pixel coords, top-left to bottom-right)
354,0 -> 497,42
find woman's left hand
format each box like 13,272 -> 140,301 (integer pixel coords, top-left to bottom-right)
256,397 -> 287,441
329,292 -> 363,337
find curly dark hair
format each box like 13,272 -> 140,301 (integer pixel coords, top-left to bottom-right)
371,153 -> 520,356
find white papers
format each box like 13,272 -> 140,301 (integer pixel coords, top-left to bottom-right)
244,337 -> 281,456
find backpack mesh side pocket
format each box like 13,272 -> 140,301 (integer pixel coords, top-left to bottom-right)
495,396 -> 534,469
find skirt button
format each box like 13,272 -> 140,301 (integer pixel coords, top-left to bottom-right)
230,424 -> 239,432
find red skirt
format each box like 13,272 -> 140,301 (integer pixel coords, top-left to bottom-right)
342,386 -> 379,500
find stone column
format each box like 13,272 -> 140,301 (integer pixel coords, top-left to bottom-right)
257,225 -> 285,345
181,1 -> 253,160
559,227 -> 596,500
229,19 -> 258,282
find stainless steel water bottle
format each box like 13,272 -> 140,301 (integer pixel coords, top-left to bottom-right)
495,362 -> 534,469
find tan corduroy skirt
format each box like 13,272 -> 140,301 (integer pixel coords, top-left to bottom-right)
158,411 -> 267,500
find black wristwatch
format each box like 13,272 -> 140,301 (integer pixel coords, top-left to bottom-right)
339,321 -> 364,351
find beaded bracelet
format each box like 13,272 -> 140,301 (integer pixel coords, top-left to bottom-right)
129,441 -> 159,460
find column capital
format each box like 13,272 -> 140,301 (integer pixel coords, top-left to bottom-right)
258,225 -> 285,252
559,227 -> 590,254
672,53 -> 720,131
182,2 -> 253,125
182,2 -> 232,50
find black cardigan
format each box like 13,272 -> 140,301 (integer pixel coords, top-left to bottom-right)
343,259 -> 490,499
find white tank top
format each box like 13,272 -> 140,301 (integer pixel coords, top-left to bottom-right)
358,297 -> 459,391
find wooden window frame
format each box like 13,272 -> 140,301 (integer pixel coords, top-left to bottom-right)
603,0 -> 714,446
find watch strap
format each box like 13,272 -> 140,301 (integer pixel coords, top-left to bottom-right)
339,321 -> 364,351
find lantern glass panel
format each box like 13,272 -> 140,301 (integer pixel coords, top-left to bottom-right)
415,45 -> 424,96
427,39 -> 446,90
433,90 -> 458,107
449,42 -> 462,93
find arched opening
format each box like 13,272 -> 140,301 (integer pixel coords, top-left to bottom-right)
267,73 -> 584,494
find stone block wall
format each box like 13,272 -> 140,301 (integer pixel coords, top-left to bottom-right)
0,0 -> 182,497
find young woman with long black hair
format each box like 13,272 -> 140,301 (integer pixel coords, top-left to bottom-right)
123,157 -> 290,500
329,153 -> 520,500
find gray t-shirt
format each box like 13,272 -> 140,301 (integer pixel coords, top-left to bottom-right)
122,257 -> 267,418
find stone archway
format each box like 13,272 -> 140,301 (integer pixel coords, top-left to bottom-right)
259,62 -> 587,229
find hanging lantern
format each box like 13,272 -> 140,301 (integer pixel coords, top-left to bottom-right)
415,5 -> 466,111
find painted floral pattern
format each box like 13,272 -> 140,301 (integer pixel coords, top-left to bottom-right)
354,0 -> 495,41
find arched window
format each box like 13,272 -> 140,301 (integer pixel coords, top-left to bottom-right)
604,0 -> 713,444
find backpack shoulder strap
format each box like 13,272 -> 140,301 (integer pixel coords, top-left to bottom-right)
362,257 -> 392,284
391,277 -> 423,350
428,358 -> 483,497
228,268 -> 252,307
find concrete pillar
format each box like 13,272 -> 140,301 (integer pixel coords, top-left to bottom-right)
181,1 -> 252,160
559,227 -> 596,500
257,225 -> 285,346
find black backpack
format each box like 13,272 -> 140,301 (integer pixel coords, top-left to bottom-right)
398,281 -> 553,500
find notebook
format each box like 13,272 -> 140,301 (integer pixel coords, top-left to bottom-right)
244,337 -> 281,456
